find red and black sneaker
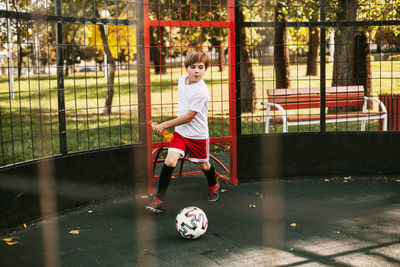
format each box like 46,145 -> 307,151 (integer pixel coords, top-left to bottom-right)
146,196 -> 164,213
208,180 -> 220,202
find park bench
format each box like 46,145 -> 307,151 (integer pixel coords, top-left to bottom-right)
261,85 -> 388,133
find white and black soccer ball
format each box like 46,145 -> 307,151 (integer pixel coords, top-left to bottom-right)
176,206 -> 208,239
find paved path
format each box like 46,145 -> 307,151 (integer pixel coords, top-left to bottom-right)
1,175 -> 399,266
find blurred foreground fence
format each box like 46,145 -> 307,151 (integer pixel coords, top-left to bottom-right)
1,0 -> 400,169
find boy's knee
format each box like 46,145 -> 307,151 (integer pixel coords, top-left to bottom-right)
199,161 -> 211,171
164,158 -> 178,167
164,151 -> 181,167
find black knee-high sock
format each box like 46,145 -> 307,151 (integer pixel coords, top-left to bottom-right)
203,165 -> 217,187
157,164 -> 175,201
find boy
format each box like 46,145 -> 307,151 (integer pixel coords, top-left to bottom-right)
146,50 -> 219,214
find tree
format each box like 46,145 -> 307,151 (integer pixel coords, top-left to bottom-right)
305,2 -> 320,76
237,6 -> 256,113
374,28 -> 400,52
10,1 -> 31,79
284,0 -> 320,76
330,0 -> 400,112
148,0 -> 170,75
358,0 -> 400,108
274,1 -> 290,89
62,24 -> 83,77
89,8 -> 137,115
93,9 -> 117,116
150,26 -> 167,75
354,31 -> 372,108
332,0 -> 357,87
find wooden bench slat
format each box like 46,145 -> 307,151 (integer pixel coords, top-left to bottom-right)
273,99 -> 364,110
267,86 -> 364,96
268,92 -> 364,104
269,112 -> 386,122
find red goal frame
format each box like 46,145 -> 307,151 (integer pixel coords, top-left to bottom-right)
144,0 -> 237,193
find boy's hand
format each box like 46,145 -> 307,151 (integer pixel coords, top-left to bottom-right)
153,123 -> 166,136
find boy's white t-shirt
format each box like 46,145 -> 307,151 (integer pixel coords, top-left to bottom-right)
175,74 -> 209,139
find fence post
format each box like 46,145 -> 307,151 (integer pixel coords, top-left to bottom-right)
320,0 -> 326,132
137,0 -> 146,144
235,1 -> 242,137
55,0 -> 67,155
6,0 -> 14,100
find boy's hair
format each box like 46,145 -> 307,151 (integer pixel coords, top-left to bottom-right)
184,50 -> 209,69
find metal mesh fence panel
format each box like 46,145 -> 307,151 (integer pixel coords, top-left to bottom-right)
237,0 -> 400,134
0,0 -> 143,168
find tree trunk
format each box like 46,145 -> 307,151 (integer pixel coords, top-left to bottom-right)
306,22 -> 320,76
354,30 -> 372,109
274,4 -> 290,89
150,27 -> 167,75
238,7 -> 256,113
104,63 -> 116,115
17,22 -> 23,79
330,0 -> 357,113
218,44 -> 225,72
14,9 -> 22,79
64,30 -> 77,77
64,50 -> 69,77
18,44 -> 22,79
95,9 -> 116,115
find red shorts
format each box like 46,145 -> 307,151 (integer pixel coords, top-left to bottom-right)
168,132 -> 209,162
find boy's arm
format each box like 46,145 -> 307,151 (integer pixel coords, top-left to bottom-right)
153,110 -> 197,136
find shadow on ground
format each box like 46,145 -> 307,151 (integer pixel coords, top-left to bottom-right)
1,174 -> 399,266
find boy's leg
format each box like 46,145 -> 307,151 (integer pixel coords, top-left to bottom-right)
185,137 -> 220,202
157,151 -> 181,200
199,161 -> 217,187
199,161 -> 220,202
146,151 -> 181,213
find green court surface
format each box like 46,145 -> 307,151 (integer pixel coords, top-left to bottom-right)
1,175 -> 399,266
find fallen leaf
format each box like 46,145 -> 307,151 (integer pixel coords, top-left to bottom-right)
255,192 -> 264,198
221,189 -> 227,193
6,241 -> 21,246
23,223 -> 27,228
2,238 -> 13,242
69,230 -> 80,235
120,139 -> 129,144
248,204 -> 256,208
290,223 -> 296,227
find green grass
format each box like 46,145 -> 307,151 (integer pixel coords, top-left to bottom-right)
0,60 -> 398,166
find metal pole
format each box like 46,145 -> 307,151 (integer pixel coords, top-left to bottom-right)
6,0 -> 14,99
55,0 -> 67,154
320,0 -> 326,132
143,0 -> 154,193
235,1 -> 241,138
104,25 -> 107,79
137,0 -> 146,144
104,46 -> 107,78
101,10 -> 109,79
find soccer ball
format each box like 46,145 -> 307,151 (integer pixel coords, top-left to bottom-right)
176,206 -> 208,239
